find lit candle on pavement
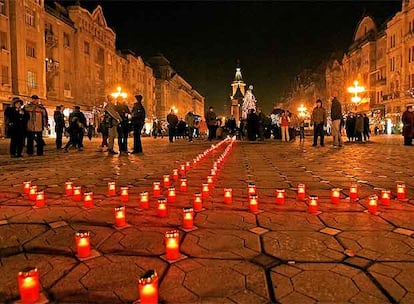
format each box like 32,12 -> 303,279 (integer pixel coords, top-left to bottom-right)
308,195 -> 319,213
165,230 -> 180,261
84,192 -> 93,208
108,182 -> 116,196
18,267 -> 40,304
75,231 -> 90,258
276,189 -> 285,205
224,188 -> 232,204
396,182 -> 406,200
153,182 -> 161,197
65,181 -> 74,196
349,183 -> 358,200
73,186 -> 82,201
368,195 -> 378,214
23,181 -> 32,195
138,270 -> 158,304
381,189 -> 391,206
297,184 -> 306,200
157,197 -> 167,217
193,192 -> 203,211
115,206 -> 126,227
163,175 -> 170,188
180,179 -> 188,192
35,191 -> 45,208
249,194 -> 258,213
140,191 -> 149,209
182,207 -> 194,229
29,186 -> 38,201
331,188 -> 341,204
120,187 -> 129,202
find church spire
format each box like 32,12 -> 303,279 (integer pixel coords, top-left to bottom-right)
231,61 -> 246,97
234,60 -> 243,82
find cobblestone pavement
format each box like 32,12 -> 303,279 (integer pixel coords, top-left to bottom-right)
0,135 -> 413,303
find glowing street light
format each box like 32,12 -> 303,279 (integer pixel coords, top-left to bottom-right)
171,106 -> 178,114
298,104 -> 307,117
111,86 -> 127,99
347,80 -> 365,104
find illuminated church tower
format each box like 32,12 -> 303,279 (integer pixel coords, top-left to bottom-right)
230,63 -> 245,122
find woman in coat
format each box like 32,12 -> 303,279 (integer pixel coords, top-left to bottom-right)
402,105 -> 414,146
5,98 -> 29,157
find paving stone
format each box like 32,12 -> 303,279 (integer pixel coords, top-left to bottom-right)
249,227 -> 269,235
319,227 -> 342,235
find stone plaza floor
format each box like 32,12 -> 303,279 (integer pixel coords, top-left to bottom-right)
0,134 -> 413,303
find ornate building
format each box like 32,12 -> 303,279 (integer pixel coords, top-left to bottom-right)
229,65 -> 245,122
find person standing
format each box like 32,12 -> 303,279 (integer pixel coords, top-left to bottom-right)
96,114 -> 109,152
64,106 -> 86,151
205,106 -> 217,141
185,111 -> 195,142
130,94 -> 146,154
280,111 -> 290,142
363,114 -> 370,142
114,97 -> 131,154
103,95 -> 122,155
402,105 -> 414,146
330,97 -> 343,147
167,109 -> 179,143
25,95 -> 48,156
311,99 -> 327,147
355,113 -> 364,142
257,107 -> 265,141
54,105 -> 65,149
5,98 -> 29,158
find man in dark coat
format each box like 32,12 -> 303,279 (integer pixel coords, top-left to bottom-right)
54,105 -> 65,149
246,109 -> 258,141
64,105 -> 86,152
5,98 -> 29,157
130,95 -> 146,153
402,105 -> 414,146
205,106 -> 217,141
167,109 -> 179,143
114,97 -> 131,154
330,97 -> 343,147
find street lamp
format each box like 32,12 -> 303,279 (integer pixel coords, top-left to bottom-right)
347,80 -> 365,105
172,106 -> 178,114
111,86 -> 127,99
298,104 -> 307,118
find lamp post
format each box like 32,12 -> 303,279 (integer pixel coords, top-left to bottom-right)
347,80 -> 365,111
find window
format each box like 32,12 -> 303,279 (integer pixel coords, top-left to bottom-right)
83,41 -> 90,54
390,34 -> 396,48
0,0 -> 6,15
27,71 -> 36,89
390,57 -> 395,72
25,7 -> 35,27
96,47 -> 104,65
1,65 -> 9,85
26,41 -> 36,57
63,32 -> 70,47
0,31 -> 7,50
107,53 -> 112,65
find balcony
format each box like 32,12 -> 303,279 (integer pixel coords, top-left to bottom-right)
45,31 -> 58,48
45,58 -> 59,75
382,92 -> 400,101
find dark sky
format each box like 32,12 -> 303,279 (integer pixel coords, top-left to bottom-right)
75,0 -> 401,113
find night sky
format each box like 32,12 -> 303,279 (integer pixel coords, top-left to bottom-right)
75,0 -> 401,113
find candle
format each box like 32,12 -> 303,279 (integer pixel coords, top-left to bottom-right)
84,192 -> 93,208
108,182 -> 116,196
349,183 -> 358,200
120,187 -> 129,202
65,181 -> 74,196
73,186 -> 82,201
396,182 -> 406,200
297,184 -> 306,200
331,188 -> 341,204
18,267 -> 40,304
248,183 -> 256,196
23,181 -> 32,195
224,188 -> 232,204
153,182 -> 161,197
172,169 -> 179,181
308,195 -> 319,213
167,187 -> 176,203
163,175 -> 170,188
157,197 -> 167,217
115,206 -> 126,227
276,189 -> 285,205
165,230 -> 180,261
185,161 -> 191,170
140,191 -> 149,209
182,207 -> 194,229
249,194 -> 258,213
75,231 -> 90,258
210,169 -> 216,178
207,176 -> 214,188
179,164 -> 186,175
193,192 -> 203,211
180,179 -> 188,192
381,189 -> 391,206
202,183 -> 209,198
138,270 -> 158,304
368,195 -> 378,214
35,191 -> 45,208
29,186 -> 38,201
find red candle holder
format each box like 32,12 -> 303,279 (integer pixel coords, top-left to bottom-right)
396,182 -> 406,200
108,182 -> 116,196
157,197 -> 167,217
207,176 -> 214,188
83,192 -> 94,208
368,195 -> 378,214
29,186 -> 38,201
224,188 -> 233,204
202,183 -> 209,198
120,187 -> 129,202
35,191 -> 45,208
73,186 -> 82,201
248,183 -> 257,196
179,164 -> 186,175
331,188 -> 341,204
23,181 -> 32,195
172,169 -> 179,181
185,161 -> 191,170
308,195 -> 319,213
165,230 -> 180,261
75,231 -> 91,258
349,183 -> 358,200
276,189 -> 285,205
18,267 -> 40,304
210,169 -> 217,178
140,191 -> 149,209
167,187 -> 176,203
297,184 -> 306,200
182,207 -> 194,229
180,179 -> 188,192
249,194 -> 258,213
163,175 -> 170,188
380,189 -> 391,206
65,181 -> 74,196
193,192 -> 203,211
138,270 -> 158,304
115,206 -> 126,227
153,182 -> 161,197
